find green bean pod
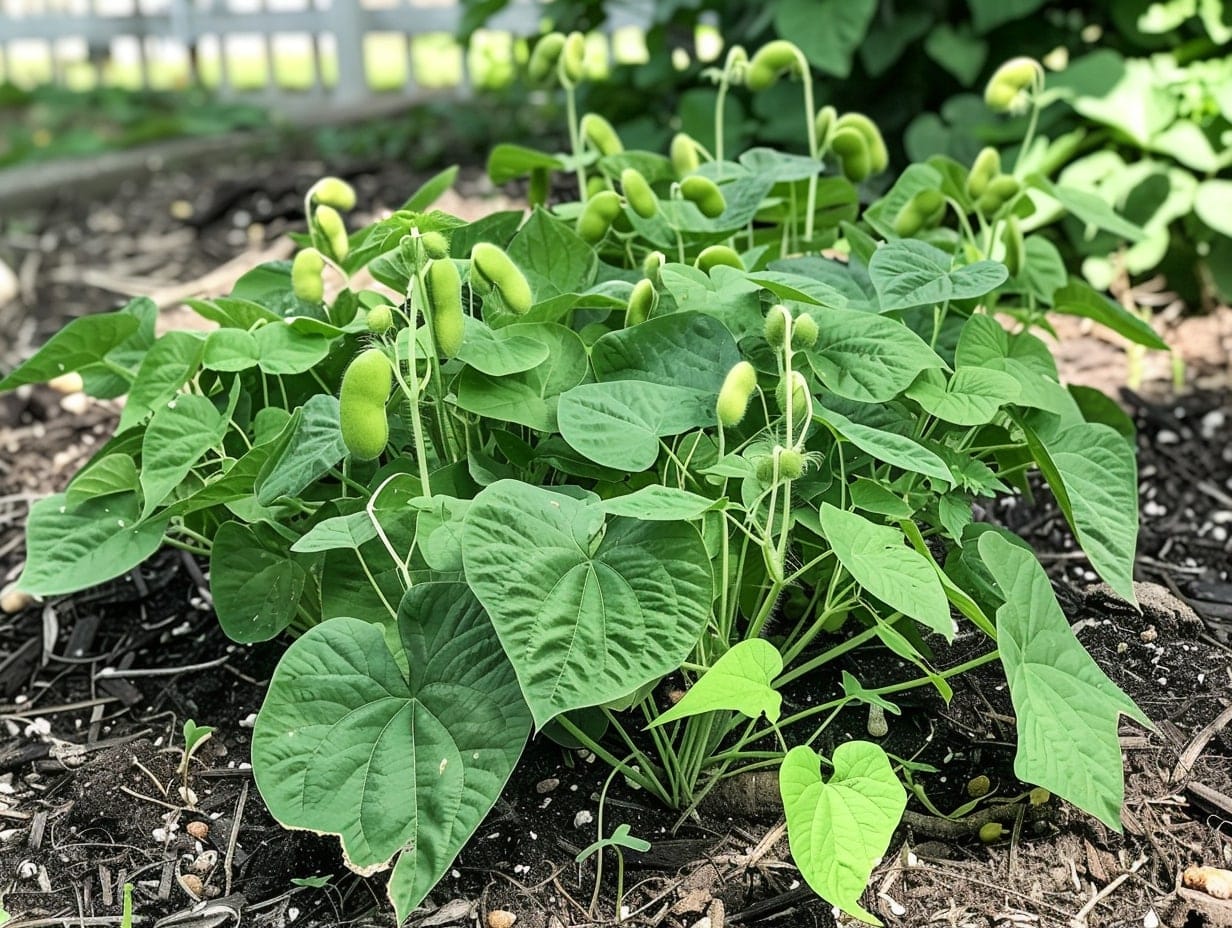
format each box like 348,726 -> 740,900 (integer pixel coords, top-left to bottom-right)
625,278 -> 656,327
694,245 -> 744,273
426,258 -> 465,358
291,248 -> 325,302
833,113 -> 888,175
966,147 -> 1001,199
670,132 -> 700,177
680,175 -> 726,218
580,113 -> 624,156
339,348 -> 392,462
716,361 -> 757,427
577,190 -> 623,244
470,243 -> 533,314
745,40 -> 801,92
309,176 -> 356,211
528,32 -> 566,83
620,168 -> 658,219
314,205 -> 349,260
829,128 -> 871,183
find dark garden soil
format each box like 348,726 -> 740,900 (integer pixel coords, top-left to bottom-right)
1,152 -> 1230,928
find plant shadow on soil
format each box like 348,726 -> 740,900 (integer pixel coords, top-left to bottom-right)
1,156 -> 1231,928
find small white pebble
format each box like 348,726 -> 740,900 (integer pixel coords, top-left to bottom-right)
574,810 -> 593,828
239,713 -> 257,729
1144,909 -> 1159,928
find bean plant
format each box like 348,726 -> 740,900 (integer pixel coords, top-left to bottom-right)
2,44 -> 1166,924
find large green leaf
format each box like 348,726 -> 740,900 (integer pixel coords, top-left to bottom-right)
1195,179 -> 1232,236
774,0 -> 876,77
658,265 -> 764,339
1032,177 -> 1146,242
16,492 -> 168,596
557,381 -> 715,471
819,504 -> 953,638
455,323 -> 588,431
139,394 -> 228,519
781,742 -> 906,924
868,240 -> 1007,312
454,317 -> 550,376
596,486 -> 725,521
978,533 -> 1149,829
0,312 -> 139,391
462,480 -> 712,729
805,308 -> 946,402
506,208 -> 597,304
590,311 -> 740,391
209,521 -> 309,643
65,453 -> 140,508
1018,418 -> 1139,605
648,639 -> 782,729
252,582 -> 531,922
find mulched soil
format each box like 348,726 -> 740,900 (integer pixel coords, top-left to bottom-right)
1,151 -> 1230,928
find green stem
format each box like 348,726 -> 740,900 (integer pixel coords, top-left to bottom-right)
774,622 -> 880,688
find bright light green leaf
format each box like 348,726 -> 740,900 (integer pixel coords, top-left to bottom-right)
1195,179 -> 1232,236
291,511 -> 380,553
462,481 -> 712,729
455,317 -> 550,376
203,328 -> 261,372
820,504 -> 953,638
978,533 -> 1150,829
648,639 -> 782,729
868,240 -> 1007,312
253,322 -> 334,375
16,492 -> 169,597
252,583 -> 531,922
781,742 -> 906,924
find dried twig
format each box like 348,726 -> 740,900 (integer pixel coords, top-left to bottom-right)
1069,855 -> 1148,926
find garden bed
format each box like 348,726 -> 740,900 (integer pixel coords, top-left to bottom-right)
1,153 -> 1230,928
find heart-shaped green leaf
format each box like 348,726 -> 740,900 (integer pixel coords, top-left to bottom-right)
252,582 -> 530,922
462,480 -> 712,729
781,741 -> 906,924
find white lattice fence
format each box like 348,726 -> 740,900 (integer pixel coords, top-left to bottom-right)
0,0 -> 653,101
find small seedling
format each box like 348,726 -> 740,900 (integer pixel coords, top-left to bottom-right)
576,823 -> 651,922
178,719 -> 214,806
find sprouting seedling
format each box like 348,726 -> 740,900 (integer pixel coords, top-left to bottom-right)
575,822 -> 651,922
178,718 -> 215,806
120,883 -> 134,928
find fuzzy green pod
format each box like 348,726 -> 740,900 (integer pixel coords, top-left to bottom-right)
339,348 -> 392,462
695,245 -> 744,273
777,448 -> 805,480
670,132 -> 700,177
291,248 -> 325,302
813,105 -> 837,149
775,370 -> 809,421
366,304 -> 394,334
716,360 -> 758,427
561,31 -> 586,83
528,166 -> 550,208
426,258 -> 465,358
626,278 -> 656,327
680,175 -> 726,218
764,304 -> 790,349
791,312 -> 818,349
421,231 -> 450,260
642,250 -> 666,284
985,56 -> 1042,112
310,176 -> 356,211
833,113 -> 888,175
745,39 -> 801,92
1001,216 -> 1025,277
528,31 -> 566,83
829,128 -> 871,183
966,147 -> 1001,199
893,189 -> 946,237
754,454 -> 776,483
314,205 -> 349,260
580,113 -> 623,156
620,168 -> 658,219
470,243 -> 533,314
577,190 -> 623,244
